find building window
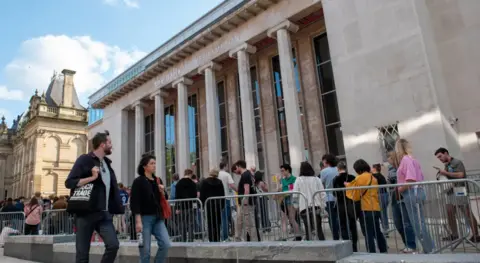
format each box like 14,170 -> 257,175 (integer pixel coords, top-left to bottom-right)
165,105 -> 176,186
188,94 -> 200,177
144,114 -> 155,156
237,67 -> 266,170
271,51 -> 303,165
88,108 -> 103,125
218,81 -> 229,167
378,124 -> 399,161
314,33 -> 345,157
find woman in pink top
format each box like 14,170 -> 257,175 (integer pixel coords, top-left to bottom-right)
395,139 -> 434,253
24,197 -> 43,235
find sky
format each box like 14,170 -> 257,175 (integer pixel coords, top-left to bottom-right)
0,0 -> 224,126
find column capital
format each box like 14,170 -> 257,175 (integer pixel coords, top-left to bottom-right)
198,61 -> 222,75
149,89 -> 169,100
267,20 -> 299,39
172,77 -> 193,87
229,43 -> 257,59
131,100 -> 147,110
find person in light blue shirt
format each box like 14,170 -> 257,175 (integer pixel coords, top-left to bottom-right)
170,174 -> 179,200
319,154 -> 340,240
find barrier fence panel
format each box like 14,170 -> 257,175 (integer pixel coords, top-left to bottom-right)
167,198 -> 205,242
40,209 -> 74,235
114,207 -> 131,240
204,191 -> 310,242
0,212 -> 25,235
311,179 -> 480,254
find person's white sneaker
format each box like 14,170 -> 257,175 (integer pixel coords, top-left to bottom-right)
401,247 -> 416,254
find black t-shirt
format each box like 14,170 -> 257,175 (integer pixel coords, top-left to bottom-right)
333,172 -> 356,205
237,170 -> 256,205
373,173 -> 388,194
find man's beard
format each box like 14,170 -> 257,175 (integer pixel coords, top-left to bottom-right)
104,148 -> 112,155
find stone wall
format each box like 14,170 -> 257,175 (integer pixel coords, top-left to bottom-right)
321,0 -> 480,178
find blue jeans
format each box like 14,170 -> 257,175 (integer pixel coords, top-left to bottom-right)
194,209 -> 202,233
139,215 -> 171,263
326,201 -> 340,240
75,211 -> 119,263
221,200 -> 232,241
391,196 -> 416,250
402,188 -> 434,253
379,192 -> 390,231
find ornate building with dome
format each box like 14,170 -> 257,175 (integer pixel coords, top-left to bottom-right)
0,69 -> 88,199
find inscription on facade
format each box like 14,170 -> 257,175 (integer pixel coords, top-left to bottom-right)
154,34 -> 241,89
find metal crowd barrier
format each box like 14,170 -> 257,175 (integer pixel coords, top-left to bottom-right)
204,191 -> 310,242
114,199 -> 207,242
0,212 -> 25,235
167,198 -> 205,242
40,209 -> 74,235
311,179 -> 480,254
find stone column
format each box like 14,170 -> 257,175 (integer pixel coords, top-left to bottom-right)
229,43 -> 258,168
151,90 -> 168,183
198,62 -> 222,170
267,21 -> 305,175
132,101 -> 146,172
173,77 -> 193,177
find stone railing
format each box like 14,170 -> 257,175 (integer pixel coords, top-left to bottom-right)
46,107 -> 58,114
37,105 -> 87,121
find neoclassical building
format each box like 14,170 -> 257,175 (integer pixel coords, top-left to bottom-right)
0,69 -> 88,199
87,0 -> 480,187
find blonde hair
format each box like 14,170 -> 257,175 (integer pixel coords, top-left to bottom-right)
395,138 -> 412,162
209,168 -> 219,178
387,151 -> 400,168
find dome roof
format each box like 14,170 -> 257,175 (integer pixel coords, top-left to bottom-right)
45,72 -> 85,110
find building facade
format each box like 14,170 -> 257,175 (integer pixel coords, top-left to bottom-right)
87,0 -> 480,187
0,69 -> 88,199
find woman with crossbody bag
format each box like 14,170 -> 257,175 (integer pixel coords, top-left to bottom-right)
346,159 -> 387,253
24,197 -> 43,235
130,154 -> 171,263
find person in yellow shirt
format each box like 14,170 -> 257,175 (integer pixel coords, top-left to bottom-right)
346,159 -> 387,253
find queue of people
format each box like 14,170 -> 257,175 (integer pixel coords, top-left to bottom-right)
0,129 -> 470,263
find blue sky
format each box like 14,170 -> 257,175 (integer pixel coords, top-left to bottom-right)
0,0 -> 223,126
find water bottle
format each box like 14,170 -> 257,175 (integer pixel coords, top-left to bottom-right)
137,232 -> 144,248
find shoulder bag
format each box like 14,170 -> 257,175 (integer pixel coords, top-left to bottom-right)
156,178 -> 172,219
25,205 -> 39,219
66,182 -> 99,215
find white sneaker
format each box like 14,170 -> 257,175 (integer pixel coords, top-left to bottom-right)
401,247 -> 416,254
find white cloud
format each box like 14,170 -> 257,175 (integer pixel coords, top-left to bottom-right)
0,85 -> 23,100
0,108 -> 11,122
4,35 -> 146,104
104,0 -> 139,8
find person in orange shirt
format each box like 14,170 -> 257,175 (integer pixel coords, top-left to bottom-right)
346,159 -> 387,253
